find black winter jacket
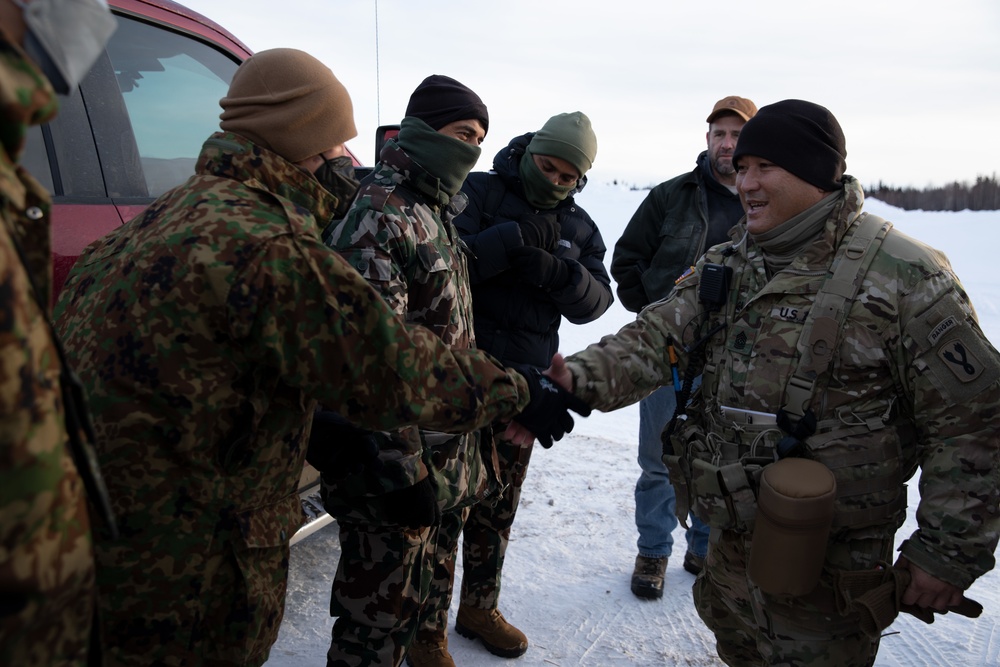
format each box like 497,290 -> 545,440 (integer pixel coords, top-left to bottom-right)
610,152 -> 743,313
456,133 -> 613,369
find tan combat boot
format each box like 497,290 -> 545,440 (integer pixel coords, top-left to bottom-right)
455,604 -> 528,658
405,630 -> 455,667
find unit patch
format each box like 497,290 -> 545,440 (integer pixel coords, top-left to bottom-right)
937,337 -> 984,383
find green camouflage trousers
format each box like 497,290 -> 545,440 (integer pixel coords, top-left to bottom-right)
327,507 -> 470,667
694,530 -> 881,666
459,435 -> 535,610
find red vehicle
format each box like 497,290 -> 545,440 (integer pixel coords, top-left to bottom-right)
24,0 -> 356,542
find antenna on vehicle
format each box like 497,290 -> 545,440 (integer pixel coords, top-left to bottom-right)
374,0 -> 381,127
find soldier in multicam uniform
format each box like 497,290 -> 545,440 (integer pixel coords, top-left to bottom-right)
53,51 -> 582,667
0,1 -> 115,665
510,100 -> 1000,666
321,75 -> 496,667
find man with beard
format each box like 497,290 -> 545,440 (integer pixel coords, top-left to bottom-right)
610,96 -> 757,598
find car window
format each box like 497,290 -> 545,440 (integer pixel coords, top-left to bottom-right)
22,126 -> 53,193
105,14 -> 239,197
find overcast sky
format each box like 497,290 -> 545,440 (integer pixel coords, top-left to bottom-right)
182,0 -> 999,190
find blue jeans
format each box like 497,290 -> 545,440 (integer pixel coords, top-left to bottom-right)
635,385 -> 710,559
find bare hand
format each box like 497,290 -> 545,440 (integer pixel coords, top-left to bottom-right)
895,555 -> 964,611
544,352 -> 572,391
504,420 -> 535,445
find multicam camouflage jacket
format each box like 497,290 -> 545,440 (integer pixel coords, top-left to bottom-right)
324,139 -> 496,519
53,132 -> 529,666
0,39 -> 98,667
566,177 -> 1000,590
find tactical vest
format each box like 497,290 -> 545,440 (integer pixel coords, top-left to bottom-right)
664,213 -> 910,538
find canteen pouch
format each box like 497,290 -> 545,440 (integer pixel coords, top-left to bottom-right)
749,458 -> 837,597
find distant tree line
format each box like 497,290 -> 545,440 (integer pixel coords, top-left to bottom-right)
610,175 -> 1000,212
867,174 -> 1000,211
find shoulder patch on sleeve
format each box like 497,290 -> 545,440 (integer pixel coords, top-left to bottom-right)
923,327 -> 1000,402
936,336 -> 985,384
908,297 -> 1000,402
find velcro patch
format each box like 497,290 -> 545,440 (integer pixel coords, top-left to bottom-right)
770,305 -> 808,323
927,315 -> 958,347
936,337 -> 984,384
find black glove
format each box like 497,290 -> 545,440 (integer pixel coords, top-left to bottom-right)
305,410 -> 383,479
512,366 -> 592,448
378,477 -> 441,528
508,246 -> 569,290
517,212 -> 561,251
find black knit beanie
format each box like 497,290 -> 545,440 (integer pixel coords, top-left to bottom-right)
732,99 -> 847,191
404,74 -> 489,136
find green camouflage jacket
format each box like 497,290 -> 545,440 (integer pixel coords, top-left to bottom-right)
0,39 -> 97,667
325,139 -> 494,518
53,132 -> 529,666
566,178 -> 1000,590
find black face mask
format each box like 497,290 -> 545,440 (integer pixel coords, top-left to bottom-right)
314,155 -> 359,218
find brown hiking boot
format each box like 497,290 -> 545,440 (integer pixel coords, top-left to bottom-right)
455,604 -> 528,658
631,555 -> 668,599
405,632 -> 455,667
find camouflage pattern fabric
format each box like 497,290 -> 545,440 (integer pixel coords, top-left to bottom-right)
458,434 -> 534,610
327,507 -> 471,667
324,140 -> 494,515
53,132 -> 529,667
0,39 -> 98,667
565,178 -> 1000,663
324,139 -> 494,665
327,523 -> 434,667
695,530 -> 879,665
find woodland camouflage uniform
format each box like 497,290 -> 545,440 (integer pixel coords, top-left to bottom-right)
564,178 -> 1000,665
323,136 -> 492,666
53,132 -> 530,667
0,37 -> 99,667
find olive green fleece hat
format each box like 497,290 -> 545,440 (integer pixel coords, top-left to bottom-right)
526,111 -> 597,176
219,48 -> 357,163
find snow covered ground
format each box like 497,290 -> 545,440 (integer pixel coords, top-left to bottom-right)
265,184 -> 1000,667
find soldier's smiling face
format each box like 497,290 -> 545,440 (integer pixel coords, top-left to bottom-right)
736,156 -> 828,234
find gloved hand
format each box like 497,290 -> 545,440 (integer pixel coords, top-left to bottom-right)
305,410 -> 383,479
378,477 -> 441,528
508,246 -> 569,290
517,212 -> 560,251
512,366 -> 592,448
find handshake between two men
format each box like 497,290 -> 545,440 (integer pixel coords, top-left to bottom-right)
505,354 -> 584,447
309,354 -> 589,481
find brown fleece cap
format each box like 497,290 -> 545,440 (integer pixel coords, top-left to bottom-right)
707,96 -> 758,123
220,48 -> 357,163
